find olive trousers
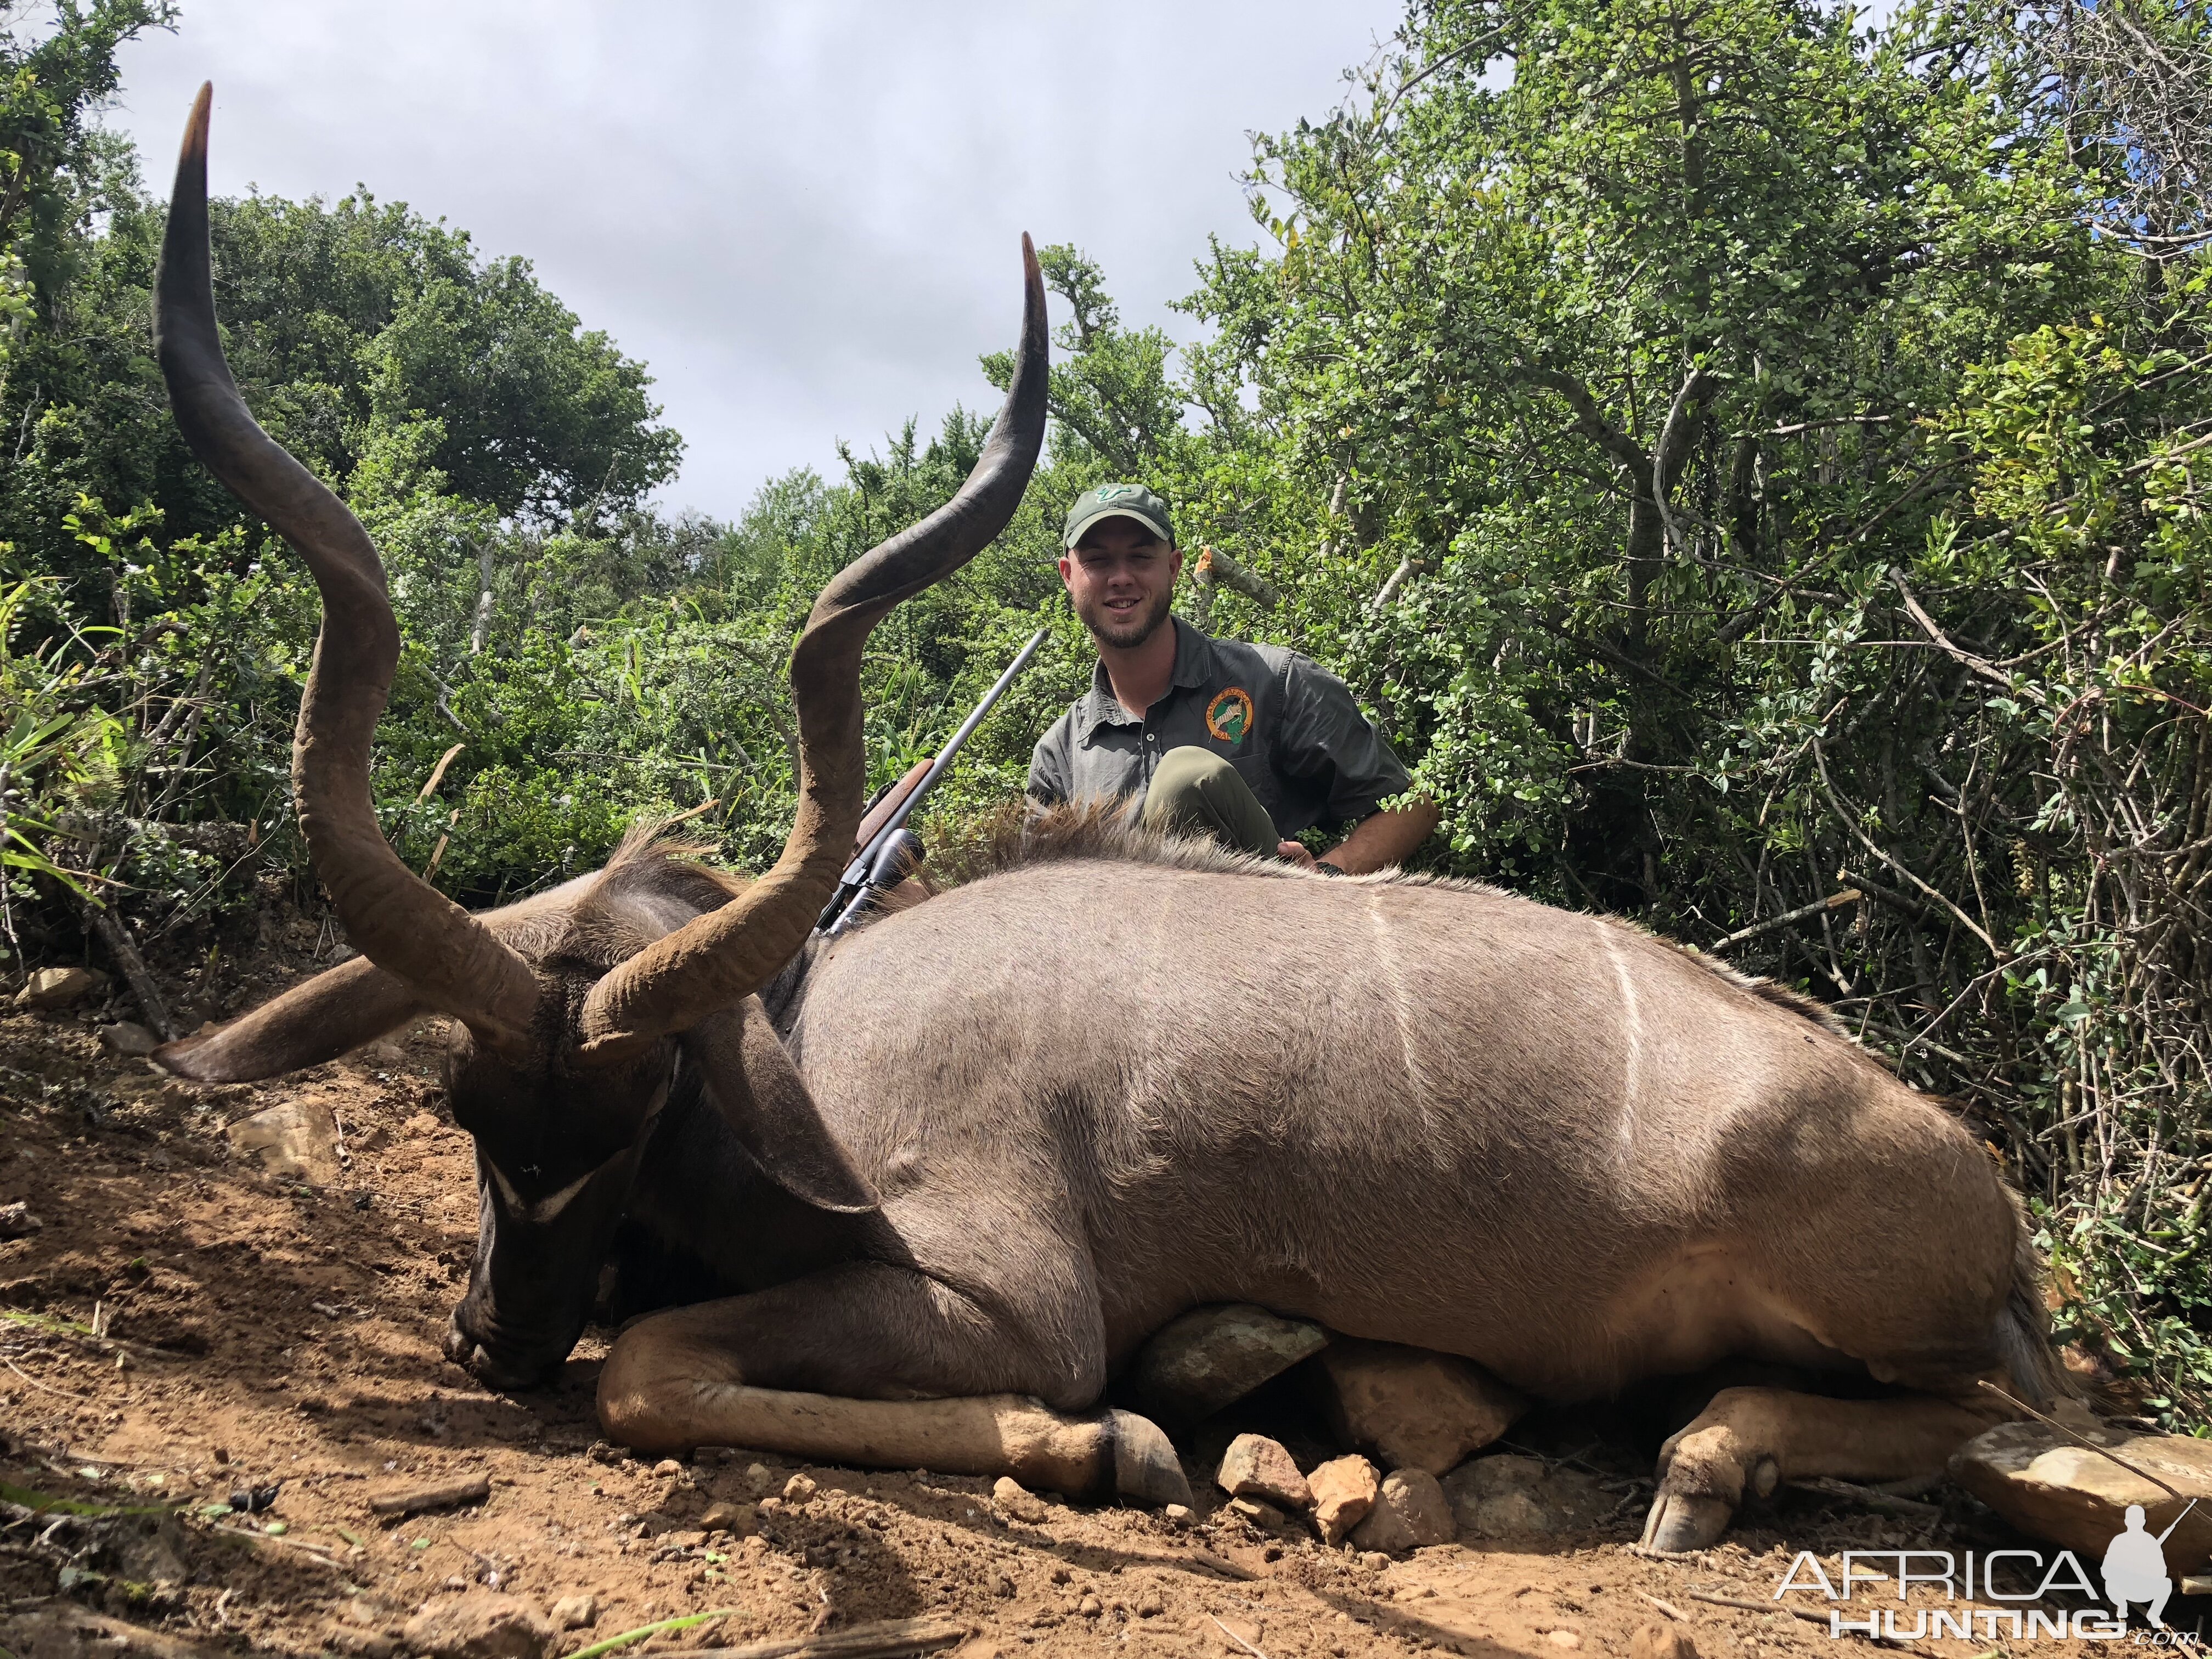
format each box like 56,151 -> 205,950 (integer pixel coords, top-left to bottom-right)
1139,746 -> 1279,858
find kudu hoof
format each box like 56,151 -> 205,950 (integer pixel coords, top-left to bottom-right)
1106,1409 -> 1192,1508
1640,1489 -> 1735,1553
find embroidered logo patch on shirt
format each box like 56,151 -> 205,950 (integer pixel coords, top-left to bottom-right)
1205,686 -> 1255,744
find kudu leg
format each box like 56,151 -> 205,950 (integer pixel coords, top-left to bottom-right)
597,1262 -> 1191,1507
1640,1384 -> 2006,1551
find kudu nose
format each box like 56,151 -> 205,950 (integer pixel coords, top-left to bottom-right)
444,1310 -> 558,1391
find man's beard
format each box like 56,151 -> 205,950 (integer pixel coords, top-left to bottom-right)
1080,585 -> 1175,650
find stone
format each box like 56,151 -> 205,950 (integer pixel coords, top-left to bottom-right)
781,1472 -> 817,1504
226,1099 -> 344,1186
112,1515 -> 189,1586
1161,1503 -> 1194,1528
1307,1454 -> 1381,1545
1442,1453 -> 1611,1538
1347,1468 -> 1455,1554
1312,1338 -> 1526,1475
549,1594 -> 597,1631
1951,1418 -> 2212,1559
697,1502 -> 757,1537
1131,1302 -> 1331,1427
327,1627 -> 399,1659
15,966 -> 105,1010
652,1458 -> 684,1477
1228,1496 -> 1285,1528
1630,1623 -> 1700,1659
0,1201 -> 41,1239
1545,1631 -> 1583,1650
98,1020 -> 159,1057
1217,1433 -> 1312,1510
398,1592 -> 554,1659
992,1476 -> 1047,1523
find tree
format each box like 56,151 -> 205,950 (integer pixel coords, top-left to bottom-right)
0,0 -> 173,307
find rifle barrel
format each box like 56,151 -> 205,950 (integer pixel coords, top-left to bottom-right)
819,626 -> 1050,935
869,626 -> 1048,849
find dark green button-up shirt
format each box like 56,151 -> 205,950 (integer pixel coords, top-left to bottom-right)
1026,618 -> 1412,837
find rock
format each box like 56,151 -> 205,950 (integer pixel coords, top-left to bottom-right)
1545,1631 -> 1583,1650
652,1458 -> 684,1477
15,966 -> 105,1011
98,1021 -> 159,1057
1631,1622 -> 1700,1659
1442,1453 -> 1611,1538
1347,1468 -> 1455,1554
1312,1338 -> 1526,1475
0,1201 -> 41,1239
1131,1302 -> 1330,1427
399,1592 -> 554,1659
112,1515 -> 189,1586
1217,1433 -> 1312,1510
697,1501 -> 758,1537
1308,1454 -> 1381,1544
1951,1418 -> 2212,1559
781,1472 -> 816,1504
1161,1503 -> 1194,1528
992,1476 -> 1047,1523
549,1594 -> 597,1631
1228,1496 -> 1285,1528
226,1099 -> 344,1186
326,1627 -> 399,1659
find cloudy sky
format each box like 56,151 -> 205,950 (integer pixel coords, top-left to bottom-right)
108,3 -> 1405,522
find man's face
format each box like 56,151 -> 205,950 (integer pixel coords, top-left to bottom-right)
1059,518 -> 1182,650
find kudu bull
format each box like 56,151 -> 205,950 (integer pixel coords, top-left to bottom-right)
149,89 -> 2060,1551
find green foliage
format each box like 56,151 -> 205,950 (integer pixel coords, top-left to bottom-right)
0,0 -> 173,306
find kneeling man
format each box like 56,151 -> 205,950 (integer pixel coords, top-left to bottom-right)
1028,483 -> 1437,874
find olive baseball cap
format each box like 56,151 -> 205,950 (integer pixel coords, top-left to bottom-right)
1063,483 -> 1175,549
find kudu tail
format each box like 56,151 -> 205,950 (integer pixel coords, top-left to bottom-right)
1993,1184 -> 2072,1408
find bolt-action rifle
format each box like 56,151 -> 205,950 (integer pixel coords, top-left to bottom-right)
816,627 -> 1048,936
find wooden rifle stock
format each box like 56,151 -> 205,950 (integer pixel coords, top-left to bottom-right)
853,761 -> 931,857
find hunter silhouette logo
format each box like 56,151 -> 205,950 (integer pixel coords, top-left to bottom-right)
1771,1501 -> 2207,1642
2104,1500 -> 2195,1627
1206,687 -> 1254,744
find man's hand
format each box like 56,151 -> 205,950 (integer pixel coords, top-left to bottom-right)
1317,800 -> 1442,876
1277,839 -> 1318,870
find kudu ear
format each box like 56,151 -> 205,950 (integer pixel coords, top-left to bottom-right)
153,956 -> 425,1084
679,997 -> 879,1215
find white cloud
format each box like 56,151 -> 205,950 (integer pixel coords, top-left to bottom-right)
111,2 -> 1403,519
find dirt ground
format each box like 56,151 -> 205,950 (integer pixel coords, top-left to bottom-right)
0,932 -> 2153,1658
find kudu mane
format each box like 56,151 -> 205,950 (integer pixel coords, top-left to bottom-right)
611,803 -> 1852,1041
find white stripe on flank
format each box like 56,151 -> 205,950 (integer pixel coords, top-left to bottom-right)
1369,893 -> 1436,1121
1596,920 -> 1643,1151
